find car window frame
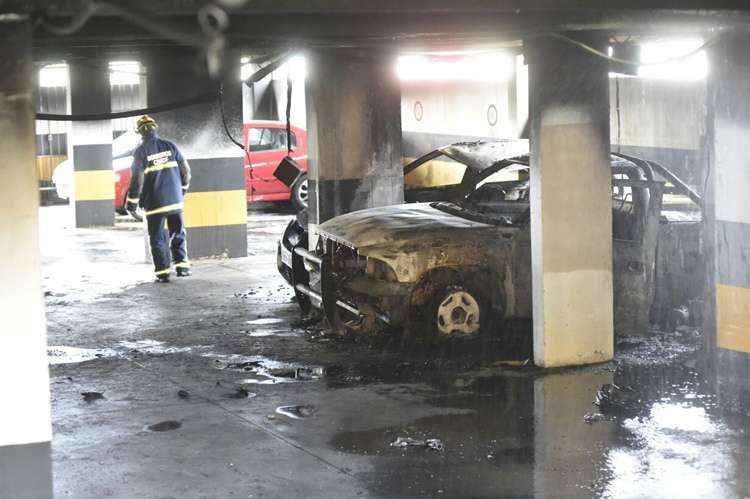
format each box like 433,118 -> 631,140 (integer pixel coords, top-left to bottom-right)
247,127 -> 296,153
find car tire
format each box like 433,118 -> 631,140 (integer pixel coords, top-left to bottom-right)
116,192 -> 128,215
291,173 -> 309,212
424,284 -> 488,343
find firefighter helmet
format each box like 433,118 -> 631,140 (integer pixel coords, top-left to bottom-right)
136,115 -> 158,134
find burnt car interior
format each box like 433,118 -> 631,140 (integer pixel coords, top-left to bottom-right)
404,145 -> 673,236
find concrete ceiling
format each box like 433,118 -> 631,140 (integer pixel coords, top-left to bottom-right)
9,1 -> 750,59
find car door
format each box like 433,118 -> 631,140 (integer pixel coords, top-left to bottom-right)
247,126 -> 292,197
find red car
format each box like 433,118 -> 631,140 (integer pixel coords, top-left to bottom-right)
242,121 -> 309,210
113,121 -> 309,214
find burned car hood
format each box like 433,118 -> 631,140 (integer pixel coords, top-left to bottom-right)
317,203 -> 500,251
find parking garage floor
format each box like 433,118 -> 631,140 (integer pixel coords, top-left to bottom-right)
42,204 -> 750,498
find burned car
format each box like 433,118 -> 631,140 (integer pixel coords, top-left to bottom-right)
281,140 -> 702,341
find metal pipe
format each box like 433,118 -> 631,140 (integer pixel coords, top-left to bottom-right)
295,283 -> 321,301
294,247 -> 322,266
294,283 -> 361,317
335,299 -> 360,317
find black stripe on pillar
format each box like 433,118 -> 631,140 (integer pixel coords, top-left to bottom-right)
0,442 -> 53,499
188,157 -> 245,192
75,199 -> 114,227
72,144 -> 112,172
716,219 -> 750,289
716,348 -> 750,413
186,224 -> 247,258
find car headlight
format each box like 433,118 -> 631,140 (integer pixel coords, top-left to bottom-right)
366,258 -> 398,282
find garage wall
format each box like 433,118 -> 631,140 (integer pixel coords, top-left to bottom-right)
401,72 -> 707,192
610,76 -> 707,189
400,78 -> 520,159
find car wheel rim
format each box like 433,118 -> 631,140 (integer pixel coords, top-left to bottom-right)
436,290 -> 480,336
297,179 -> 308,206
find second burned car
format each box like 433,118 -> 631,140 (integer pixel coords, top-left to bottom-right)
280,140 -> 701,342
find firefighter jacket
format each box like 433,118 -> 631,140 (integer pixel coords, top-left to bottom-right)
127,132 -> 191,216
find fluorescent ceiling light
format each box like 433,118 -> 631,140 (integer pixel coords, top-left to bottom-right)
109,61 -> 141,86
240,54 -> 306,82
638,39 -> 707,81
39,64 -> 68,87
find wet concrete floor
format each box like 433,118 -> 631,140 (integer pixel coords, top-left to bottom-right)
41,204 -> 750,498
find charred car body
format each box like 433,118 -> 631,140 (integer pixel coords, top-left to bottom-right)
280,140 -> 702,341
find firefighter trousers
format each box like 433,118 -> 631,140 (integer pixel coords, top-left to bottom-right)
146,210 -> 189,277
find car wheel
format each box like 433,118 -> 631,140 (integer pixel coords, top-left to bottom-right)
291,174 -> 308,211
116,192 -> 128,215
428,285 -> 486,341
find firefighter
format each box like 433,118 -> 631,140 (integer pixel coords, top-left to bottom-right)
126,115 -> 191,283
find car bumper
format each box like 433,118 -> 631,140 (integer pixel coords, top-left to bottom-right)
277,241 -> 293,285
291,246 -> 411,327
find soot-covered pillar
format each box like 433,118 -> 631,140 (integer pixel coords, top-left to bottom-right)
68,54 -> 114,227
526,35 -> 613,368
305,49 -> 403,246
0,20 -> 53,498
144,48 -> 246,258
705,34 -> 750,411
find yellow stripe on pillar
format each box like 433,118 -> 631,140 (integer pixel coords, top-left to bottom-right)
183,190 -> 247,228
73,170 -> 115,201
717,283 -> 750,354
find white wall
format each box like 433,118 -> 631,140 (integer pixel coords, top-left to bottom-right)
401,79 -> 518,138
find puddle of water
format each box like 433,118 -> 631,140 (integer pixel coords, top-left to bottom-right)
276,405 -> 317,419
240,377 -> 280,385
48,346 -> 119,365
206,353 -> 323,385
245,318 -> 285,325
245,329 -> 297,337
119,339 -> 209,355
147,420 -> 182,432
49,340 -> 211,366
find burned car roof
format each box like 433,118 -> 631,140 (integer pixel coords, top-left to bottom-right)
404,139 -> 702,207
439,139 -> 530,172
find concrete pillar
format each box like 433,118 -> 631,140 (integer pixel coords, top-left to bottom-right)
526,35 -> 613,367
305,49 -> 403,243
68,56 -> 114,227
144,48 -> 246,258
0,20 -> 53,498
705,33 -> 750,411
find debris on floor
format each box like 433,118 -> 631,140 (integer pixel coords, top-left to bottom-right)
276,405 -> 317,419
226,361 -> 263,371
81,391 -> 104,403
177,389 -> 190,399
294,367 -> 324,380
390,436 -> 445,452
594,383 -> 642,416
583,412 -> 606,424
226,387 -> 253,399
147,420 -> 182,432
